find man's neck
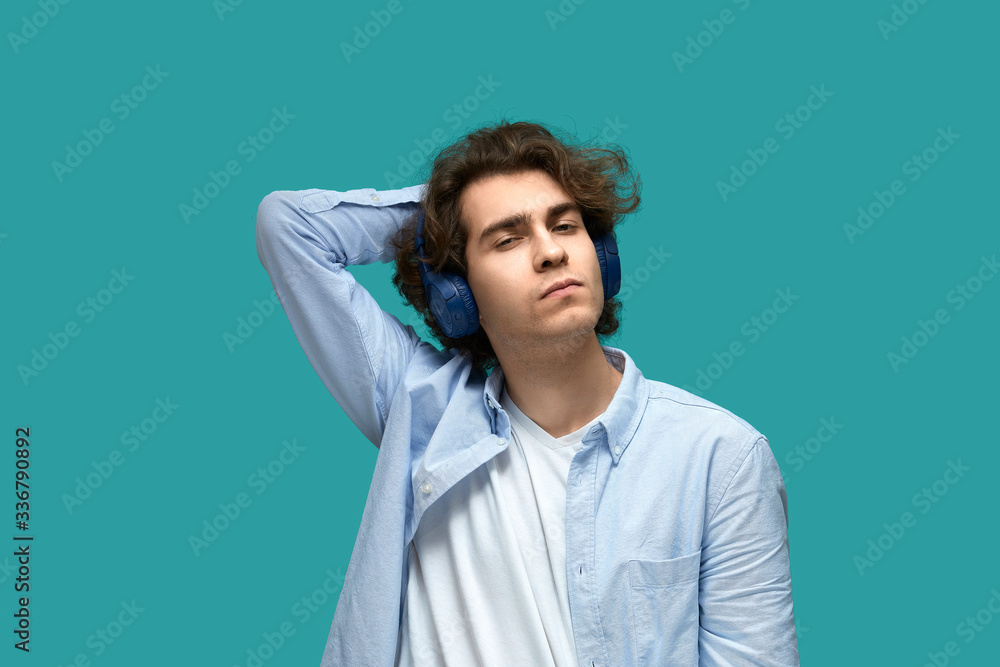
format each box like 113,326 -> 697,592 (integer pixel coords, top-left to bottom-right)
495,333 -> 623,439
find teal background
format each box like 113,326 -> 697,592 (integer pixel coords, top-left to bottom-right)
4,0 -> 998,664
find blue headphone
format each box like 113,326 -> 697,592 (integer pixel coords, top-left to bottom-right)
415,207 -> 621,338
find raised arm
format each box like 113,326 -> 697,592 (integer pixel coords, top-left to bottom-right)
255,184 -> 427,448
698,436 -> 800,665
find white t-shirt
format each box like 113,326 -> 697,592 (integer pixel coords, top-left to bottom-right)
396,383 -> 601,666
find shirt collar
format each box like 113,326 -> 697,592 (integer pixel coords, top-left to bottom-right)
483,345 -> 648,464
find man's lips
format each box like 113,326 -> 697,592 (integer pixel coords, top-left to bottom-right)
544,284 -> 580,298
542,279 -> 582,298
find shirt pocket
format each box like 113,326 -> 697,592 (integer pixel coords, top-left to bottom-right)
627,549 -> 701,667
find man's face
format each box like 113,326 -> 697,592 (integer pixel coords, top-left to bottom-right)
459,169 -> 606,354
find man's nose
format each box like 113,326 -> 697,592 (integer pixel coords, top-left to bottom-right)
536,233 -> 568,267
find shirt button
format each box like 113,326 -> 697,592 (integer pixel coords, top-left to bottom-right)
370,194 -> 380,202
496,437 -> 506,446
420,482 -> 432,494
614,445 -> 621,455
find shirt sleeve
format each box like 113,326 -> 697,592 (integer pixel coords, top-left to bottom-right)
255,183 -> 427,448
698,435 -> 800,666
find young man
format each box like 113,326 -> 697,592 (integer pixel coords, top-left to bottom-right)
256,120 -> 799,666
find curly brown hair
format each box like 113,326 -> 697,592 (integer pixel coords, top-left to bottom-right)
389,119 -> 641,376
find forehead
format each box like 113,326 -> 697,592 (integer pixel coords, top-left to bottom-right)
458,170 -> 574,235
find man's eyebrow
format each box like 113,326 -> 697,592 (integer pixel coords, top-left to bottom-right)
478,201 -> 581,245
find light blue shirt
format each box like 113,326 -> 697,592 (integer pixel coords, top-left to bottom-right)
255,183 -> 799,666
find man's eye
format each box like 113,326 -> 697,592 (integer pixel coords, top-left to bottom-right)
495,223 -> 576,248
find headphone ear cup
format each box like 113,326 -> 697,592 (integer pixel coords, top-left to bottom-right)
424,271 -> 480,338
415,209 -> 480,338
449,274 -> 479,337
593,232 -> 621,299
